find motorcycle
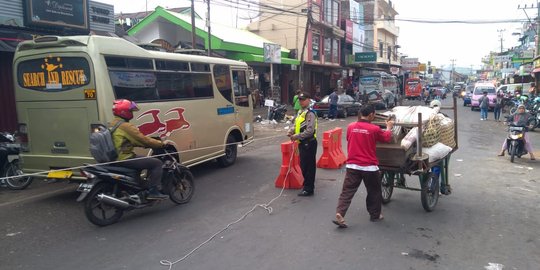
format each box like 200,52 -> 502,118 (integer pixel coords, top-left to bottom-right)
77,145 -> 194,226
268,103 -> 287,122
0,132 -> 33,190
505,124 -> 527,163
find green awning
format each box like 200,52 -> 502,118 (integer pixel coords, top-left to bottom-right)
228,52 -> 300,65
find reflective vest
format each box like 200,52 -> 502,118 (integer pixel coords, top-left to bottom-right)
294,109 -> 317,142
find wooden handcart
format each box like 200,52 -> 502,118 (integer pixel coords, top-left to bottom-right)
374,98 -> 459,212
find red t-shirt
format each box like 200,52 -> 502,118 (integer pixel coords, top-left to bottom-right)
346,120 -> 392,166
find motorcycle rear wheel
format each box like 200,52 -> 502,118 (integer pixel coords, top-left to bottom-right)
84,182 -> 124,226
168,169 -> 195,204
3,161 -> 33,190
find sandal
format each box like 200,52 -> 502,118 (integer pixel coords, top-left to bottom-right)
332,213 -> 348,228
370,214 -> 384,222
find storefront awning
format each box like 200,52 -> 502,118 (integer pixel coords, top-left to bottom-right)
532,67 -> 540,73
228,52 -> 300,65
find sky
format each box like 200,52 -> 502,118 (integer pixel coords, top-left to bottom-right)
98,0 -> 532,70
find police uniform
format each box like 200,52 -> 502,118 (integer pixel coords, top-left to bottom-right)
292,100 -> 318,196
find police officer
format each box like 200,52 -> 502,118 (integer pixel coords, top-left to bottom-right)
288,92 -> 318,196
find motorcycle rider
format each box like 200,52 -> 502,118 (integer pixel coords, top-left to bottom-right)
498,104 -> 536,160
110,99 -> 169,200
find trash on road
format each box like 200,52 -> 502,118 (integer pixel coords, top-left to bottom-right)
484,262 -> 504,270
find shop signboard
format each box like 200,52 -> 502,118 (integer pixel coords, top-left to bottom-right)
24,0 -> 89,32
402,58 -> 419,71
354,52 -> 376,62
263,43 -> 281,64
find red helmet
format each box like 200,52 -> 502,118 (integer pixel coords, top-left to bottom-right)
112,99 -> 139,120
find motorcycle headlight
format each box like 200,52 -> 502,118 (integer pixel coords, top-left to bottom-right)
510,134 -> 519,140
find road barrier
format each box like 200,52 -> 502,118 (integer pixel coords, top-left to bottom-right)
274,141 -> 304,189
317,127 -> 346,169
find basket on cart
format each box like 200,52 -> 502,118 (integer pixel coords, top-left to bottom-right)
373,97 -> 459,212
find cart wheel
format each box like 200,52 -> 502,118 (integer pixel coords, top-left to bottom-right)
420,172 -> 439,212
380,171 -> 394,204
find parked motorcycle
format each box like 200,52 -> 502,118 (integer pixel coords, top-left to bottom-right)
505,125 -> 528,163
268,103 -> 287,122
0,132 -> 33,190
78,145 -> 194,226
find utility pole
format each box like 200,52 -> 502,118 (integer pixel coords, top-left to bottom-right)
518,2 -> 540,57
450,59 -> 456,86
298,6 -> 312,91
191,0 -> 196,49
497,29 -> 505,53
207,0 -> 212,56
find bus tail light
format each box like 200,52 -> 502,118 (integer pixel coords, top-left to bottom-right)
16,123 -> 29,152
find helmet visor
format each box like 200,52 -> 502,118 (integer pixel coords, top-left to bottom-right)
129,101 -> 140,111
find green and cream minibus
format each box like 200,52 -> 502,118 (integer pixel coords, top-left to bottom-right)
13,35 -> 254,180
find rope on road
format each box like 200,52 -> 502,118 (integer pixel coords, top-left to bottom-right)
0,120 -> 336,182
159,143 -> 297,270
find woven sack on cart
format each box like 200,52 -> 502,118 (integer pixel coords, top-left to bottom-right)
422,115 -> 440,147
438,115 -> 456,148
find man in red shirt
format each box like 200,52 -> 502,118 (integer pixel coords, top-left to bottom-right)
333,104 -> 394,228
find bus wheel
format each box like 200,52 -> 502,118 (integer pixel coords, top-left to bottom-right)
218,134 -> 237,167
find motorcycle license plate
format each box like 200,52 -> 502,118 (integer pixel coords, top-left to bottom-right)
77,182 -> 94,192
47,170 -> 73,179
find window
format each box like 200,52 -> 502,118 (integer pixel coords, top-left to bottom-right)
214,65 -> 233,103
17,57 -> 91,92
312,33 -> 320,61
105,57 -> 153,69
232,70 -> 250,107
191,63 -> 211,72
332,39 -> 339,63
387,46 -> 392,60
379,42 -> 384,57
110,71 -> 213,102
324,0 -> 332,23
323,0 -> 339,26
155,73 -> 213,100
324,38 -> 332,62
109,71 -> 159,101
332,1 -> 339,26
155,60 -> 189,71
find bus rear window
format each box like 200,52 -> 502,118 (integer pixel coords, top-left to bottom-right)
17,57 -> 91,92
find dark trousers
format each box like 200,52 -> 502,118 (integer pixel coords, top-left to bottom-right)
336,168 -> 382,219
329,104 -> 338,119
494,107 -> 501,120
299,139 -> 317,193
119,156 -> 163,189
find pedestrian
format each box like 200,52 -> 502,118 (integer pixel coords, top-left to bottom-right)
332,104 -> 394,228
287,92 -> 318,196
292,90 -> 302,115
498,104 -> 536,160
328,88 -> 339,121
529,82 -> 536,98
479,91 -> 489,120
494,91 -> 503,121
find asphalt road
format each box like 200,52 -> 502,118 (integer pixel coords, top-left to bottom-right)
1,98 -> 539,270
